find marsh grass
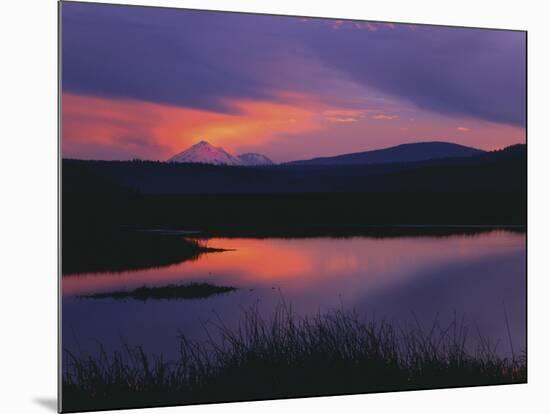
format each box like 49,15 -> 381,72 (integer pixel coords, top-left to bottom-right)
62,303 -> 526,412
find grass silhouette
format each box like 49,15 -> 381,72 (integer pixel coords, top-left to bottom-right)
62,302 -> 526,412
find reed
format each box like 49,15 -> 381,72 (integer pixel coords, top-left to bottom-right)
62,303 -> 526,412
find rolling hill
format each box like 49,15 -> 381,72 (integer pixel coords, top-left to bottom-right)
286,142 -> 484,166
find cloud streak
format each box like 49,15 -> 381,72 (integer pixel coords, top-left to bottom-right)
372,114 -> 399,120
301,23 -> 526,126
62,2 -> 526,126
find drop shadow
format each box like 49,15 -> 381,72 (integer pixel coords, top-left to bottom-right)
33,397 -> 57,412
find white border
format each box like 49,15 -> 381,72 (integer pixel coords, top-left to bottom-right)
63,0 -> 528,31
2,1 -> 549,413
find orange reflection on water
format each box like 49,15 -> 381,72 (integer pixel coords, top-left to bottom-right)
63,231 -> 525,298
63,238 -> 315,296
190,238 -> 315,279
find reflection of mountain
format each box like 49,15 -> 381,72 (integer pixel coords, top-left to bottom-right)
168,140 -> 274,166
286,141 -> 483,166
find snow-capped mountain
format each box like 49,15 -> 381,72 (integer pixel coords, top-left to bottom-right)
168,141 -> 275,166
168,141 -> 242,165
238,153 -> 275,166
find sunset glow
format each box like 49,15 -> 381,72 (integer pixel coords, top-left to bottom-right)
62,3 -> 526,162
62,93 -> 324,160
62,91 -> 525,162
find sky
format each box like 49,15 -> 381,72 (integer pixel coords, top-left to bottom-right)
61,2 -> 526,162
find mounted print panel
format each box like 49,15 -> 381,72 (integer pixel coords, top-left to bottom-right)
59,1 -> 527,412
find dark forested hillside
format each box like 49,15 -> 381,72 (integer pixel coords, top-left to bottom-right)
63,144 -> 525,195
61,145 -> 526,233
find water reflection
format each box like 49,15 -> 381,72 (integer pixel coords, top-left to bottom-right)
62,230 -> 526,359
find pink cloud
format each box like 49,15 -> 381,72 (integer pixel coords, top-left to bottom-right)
328,20 -> 397,32
323,109 -> 373,123
326,117 -> 359,123
332,20 -> 345,30
372,114 -> 399,120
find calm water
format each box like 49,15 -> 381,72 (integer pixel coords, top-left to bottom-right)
62,229 -> 526,359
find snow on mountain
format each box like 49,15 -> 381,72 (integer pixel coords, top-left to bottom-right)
168,141 -> 275,166
167,141 -> 242,165
238,153 -> 275,166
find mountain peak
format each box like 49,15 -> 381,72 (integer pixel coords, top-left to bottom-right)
168,140 -> 241,165
168,141 -> 275,166
238,153 -> 275,166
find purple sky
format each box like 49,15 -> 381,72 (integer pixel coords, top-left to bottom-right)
62,2 -> 526,162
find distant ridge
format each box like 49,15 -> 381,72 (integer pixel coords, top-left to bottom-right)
286,142 -> 484,166
168,141 -> 274,166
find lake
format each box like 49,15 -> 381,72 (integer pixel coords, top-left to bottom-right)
62,228 -> 526,360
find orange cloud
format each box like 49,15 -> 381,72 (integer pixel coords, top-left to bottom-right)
372,114 -> 399,120
456,127 -> 470,132
326,117 -> 358,123
62,93 -> 323,160
322,108 -> 372,123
